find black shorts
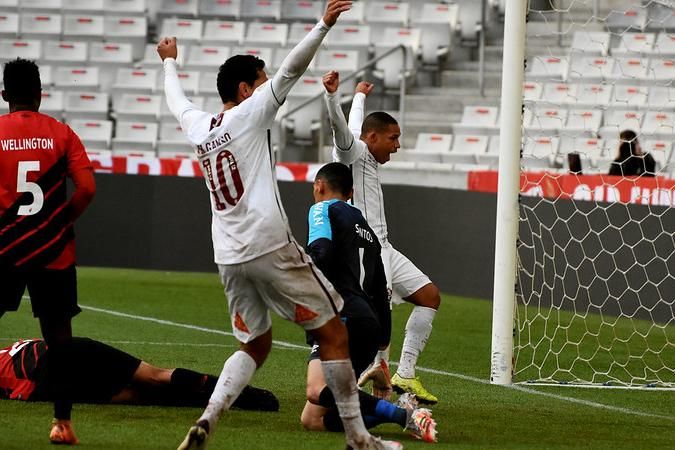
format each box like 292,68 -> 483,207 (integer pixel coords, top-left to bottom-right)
30,337 -> 142,403
309,315 -> 380,377
0,265 -> 80,320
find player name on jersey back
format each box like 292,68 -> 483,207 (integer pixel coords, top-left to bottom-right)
1,138 -> 55,151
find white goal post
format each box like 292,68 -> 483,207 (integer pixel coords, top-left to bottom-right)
491,0 -> 675,388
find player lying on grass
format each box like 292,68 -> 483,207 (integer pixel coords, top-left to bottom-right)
301,163 -> 436,443
323,71 -> 442,405
159,1 -> 400,449
0,337 -> 279,411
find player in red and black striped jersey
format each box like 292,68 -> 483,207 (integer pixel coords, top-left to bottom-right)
0,58 -> 96,445
0,338 -> 279,411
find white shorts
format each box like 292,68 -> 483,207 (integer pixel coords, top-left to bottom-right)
381,242 -> 432,305
218,240 -> 343,343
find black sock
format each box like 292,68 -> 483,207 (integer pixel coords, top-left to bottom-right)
317,386 -> 379,416
322,408 -> 345,432
48,342 -> 73,420
168,368 -> 211,407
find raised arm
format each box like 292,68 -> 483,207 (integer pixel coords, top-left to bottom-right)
323,71 -> 367,165
271,0 -> 352,103
157,37 -> 207,132
347,81 -> 373,137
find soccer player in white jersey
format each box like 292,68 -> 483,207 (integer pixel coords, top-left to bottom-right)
157,2 -> 401,449
323,71 -> 442,405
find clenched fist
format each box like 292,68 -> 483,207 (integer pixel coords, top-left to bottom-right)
157,37 -> 178,61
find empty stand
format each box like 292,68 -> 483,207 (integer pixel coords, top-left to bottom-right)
337,0 -> 364,23
606,7 -> 647,32
43,41 -> 88,66
452,134 -> 489,165
0,12 -> 18,37
112,121 -> 158,153
199,0 -> 241,19
411,2 -> 458,65
453,106 -> 499,135
241,0 -> 281,21
102,0 -> 146,16
160,18 -> 203,46
159,0 -> 199,17
245,22 -> 288,47
651,32 -> 675,57
540,83 -> 579,105
0,39 -> 41,61
612,56 -> 649,81
20,13 -> 62,39
39,90 -> 64,119
160,95 -> 204,122
288,22 -> 314,45
69,119 -> 113,149
202,20 -> 245,45
64,91 -> 109,120
569,56 -> 615,82
647,86 -> 675,109
601,110 -> 645,135
158,122 -> 192,156
564,109 -> 602,136
114,93 -> 161,122
53,66 -> 99,90
282,74 -> 323,140
185,45 -> 230,69
570,31 -> 610,56
642,139 -> 673,169
648,57 -> 675,81
526,108 -> 568,135
62,0 -> 105,14
230,45 -> 274,67
103,15 -> 147,60
19,0 -> 62,12
612,32 -> 655,55
113,68 -> 157,94
157,70 -> 200,95
642,110 -> 675,137
63,14 -> 104,41
610,85 -> 648,108
141,43 -> 187,67
523,81 -> 543,102
281,1 -> 322,21
366,2 -> 409,42
528,55 -> 569,81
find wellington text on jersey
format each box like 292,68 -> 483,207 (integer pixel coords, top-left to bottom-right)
1,138 -> 55,151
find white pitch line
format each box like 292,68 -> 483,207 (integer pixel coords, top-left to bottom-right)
14,298 -> 675,421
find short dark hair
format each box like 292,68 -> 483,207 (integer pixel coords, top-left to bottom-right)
2,58 -> 41,105
315,162 -> 353,198
361,111 -> 399,135
618,129 -> 639,161
217,54 -> 265,104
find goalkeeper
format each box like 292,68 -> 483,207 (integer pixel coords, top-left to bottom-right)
301,163 -> 436,443
0,337 -> 278,411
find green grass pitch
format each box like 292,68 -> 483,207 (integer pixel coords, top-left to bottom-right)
1,267 -> 673,449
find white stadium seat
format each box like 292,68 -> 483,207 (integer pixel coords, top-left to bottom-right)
528,55 -> 569,81
650,32 -> 675,57
568,56 -> 615,82
642,111 -> 675,138
281,75 -> 323,140
53,66 -> 99,90
337,0 -> 364,23
202,96 -> 222,115
601,110 -> 644,135
526,108 -> 568,135
612,32 -> 655,55
102,0 -> 146,16
366,2 -> 409,43
573,83 -> 612,108
610,85 -> 648,108
288,22 -> 315,45
160,95 -> 204,123
412,2 -> 458,65
160,18 -> 203,46
452,135 -> 489,165
63,14 -> 104,41
159,0 -> 198,17
522,136 -> 560,169
564,110 -> 602,135
245,22 -> 288,47
314,49 -> 358,91
69,119 -> 113,149
0,39 -> 41,61
522,81 -> 543,102
612,57 -> 649,82
20,13 -> 62,39
64,91 -> 109,120
230,45 -> 274,66
202,20 -> 245,45
39,89 -> 64,118
199,0 -> 241,19
114,93 -> 161,122
606,7 -> 647,32
414,133 -> 452,153
158,122 -> 193,156
156,70 -> 200,96
113,68 -> 157,94
642,140 -> 672,169
572,137 -> 606,160
540,83 -> 578,105
89,41 -> 133,65
103,15 -> 147,60
647,86 -> 675,110
43,41 -> 88,66
325,24 -> 370,49
648,58 -> 675,82
112,121 -> 158,153
240,0 -> 281,21
0,0 -> 17,11
19,0 -> 61,12
0,12 -> 18,37
198,71 -> 218,95
39,64 -> 52,85
185,45 -> 230,70
281,0 -> 322,21
570,31 -> 610,56
454,106 -> 499,135
62,0 -> 104,14
381,27 -> 421,53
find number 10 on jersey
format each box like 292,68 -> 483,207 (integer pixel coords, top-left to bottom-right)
202,150 -> 244,211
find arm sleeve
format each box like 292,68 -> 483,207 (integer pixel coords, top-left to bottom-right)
163,58 -> 206,132
325,91 -> 354,152
270,19 -> 331,104
347,92 -> 366,138
307,202 -> 334,273
372,254 -> 392,348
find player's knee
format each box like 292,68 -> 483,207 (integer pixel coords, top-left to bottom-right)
240,337 -> 272,368
410,283 -> 441,310
300,407 -> 322,431
305,383 -> 323,404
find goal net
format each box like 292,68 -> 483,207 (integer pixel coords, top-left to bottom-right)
512,0 -> 675,388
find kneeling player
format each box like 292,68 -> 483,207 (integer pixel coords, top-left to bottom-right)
0,337 -> 278,411
302,163 -> 436,443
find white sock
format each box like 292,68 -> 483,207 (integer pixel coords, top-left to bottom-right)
373,346 -> 390,366
199,350 -> 256,432
321,359 -> 371,447
397,306 -> 436,379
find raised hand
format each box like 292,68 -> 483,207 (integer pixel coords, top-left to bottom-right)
157,37 -> 178,61
323,0 -> 353,27
323,71 -> 340,94
355,81 -> 374,96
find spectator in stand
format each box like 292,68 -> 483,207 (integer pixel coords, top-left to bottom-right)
608,130 -> 655,177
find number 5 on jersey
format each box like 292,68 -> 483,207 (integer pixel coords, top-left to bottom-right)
17,161 -> 44,216
202,150 -> 244,210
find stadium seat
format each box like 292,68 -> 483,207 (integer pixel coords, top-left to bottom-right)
337,0 -> 364,23
240,0 -> 281,21
160,18 -> 203,46
19,0 -> 62,12
611,57 -> 649,82
113,68 -> 157,94
523,81 -> 543,102
573,83 -> 613,108
140,43 -> 187,67
527,55 -> 569,82
0,12 -> 18,37
601,110 -> 644,136
158,122 -> 193,156
271,45 -> 311,71
650,32 -> 675,57
68,119 -> 113,149
0,39 -> 41,62
43,41 -> 88,66
89,41 -> 133,90
39,89 -> 64,119
453,106 -> 499,135
606,7 -> 647,32
20,13 -> 62,39
571,137 -> 606,162
230,45 -> 274,67
281,0 -> 322,21
202,20 -> 245,45
564,109 -> 602,136
610,85 -> 648,108
160,94 -> 204,123
451,134 -> 489,165
287,22 -> 315,45
199,0 -> 241,19
184,45 -> 230,70
540,83 -> 578,105
648,57 -> 675,82
411,2 -> 458,65
526,108 -> 568,135
112,121 -> 158,153
373,43 -> 417,90
398,149 -> 445,164
366,2 -> 409,43
647,86 -> 675,110
64,91 -> 109,120
156,70 -> 200,95
641,111 -> 675,138
159,0 -> 198,17
612,32 -> 655,55
568,56 -> 615,82
245,22 -> 288,47
39,64 -> 52,85
63,14 -> 104,41
198,71 -> 218,95
62,0 -> 105,14
642,139 -> 672,169
114,93 -> 161,122
281,74 -> 323,140
313,49 -> 358,92
0,0 -> 17,12
325,24 -> 370,49
570,31 -> 610,56
414,133 -> 452,152
102,0 -> 146,16
103,15 -> 147,60
522,136 -> 560,169
53,66 -> 99,90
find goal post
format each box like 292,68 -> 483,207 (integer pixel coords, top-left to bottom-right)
491,0 -> 675,388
